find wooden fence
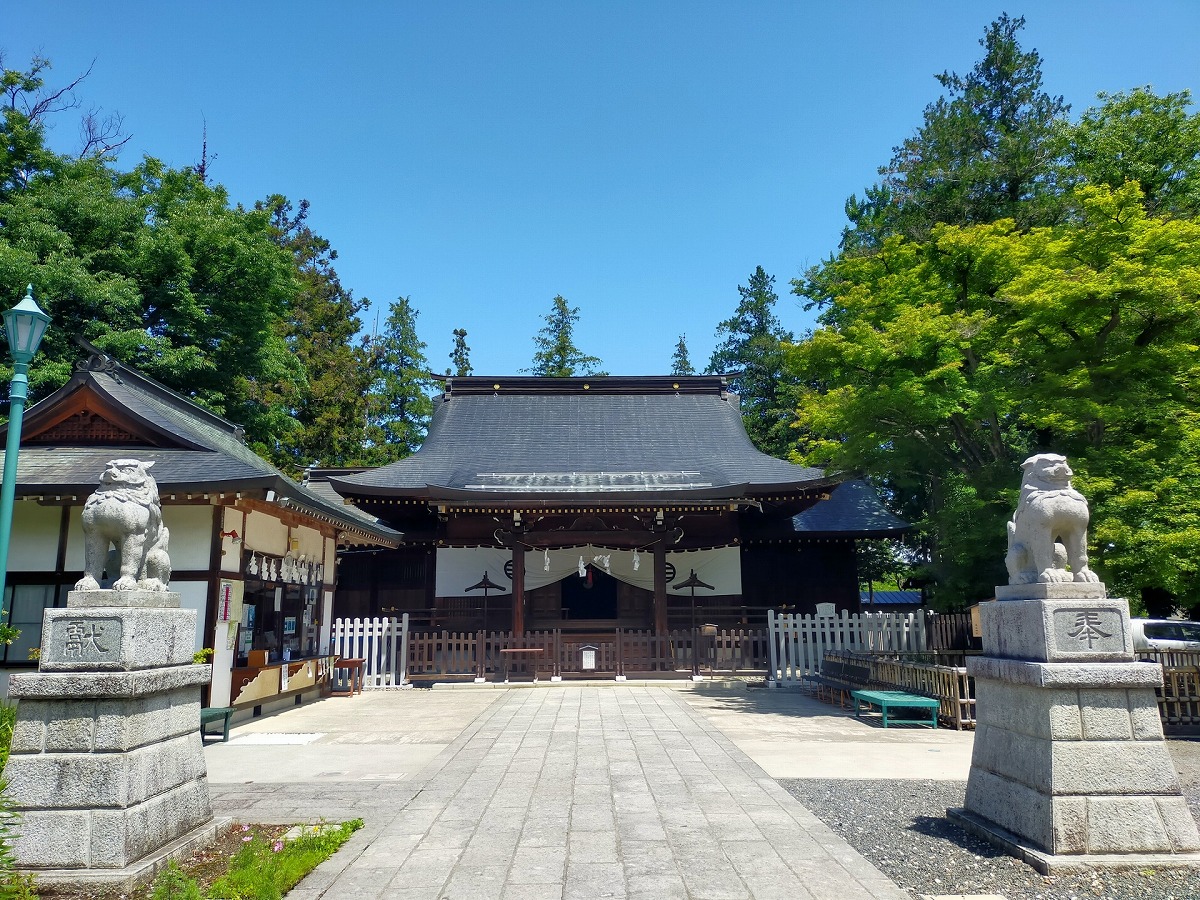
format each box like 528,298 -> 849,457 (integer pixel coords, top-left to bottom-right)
767,609 -> 928,686
397,626 -> 772,681
1137,650 -> 1200,732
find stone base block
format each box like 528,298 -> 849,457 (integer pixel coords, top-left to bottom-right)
39,606 -> 197,671
963,766 -> 1200,855
949,807 -> 1200,874
66,589 -> 180,609
5,731 -> 208,809
965,653 -> 1200,858
8,663 -> 211,700
14,777 -> 213,869
981,596 -> 1132,662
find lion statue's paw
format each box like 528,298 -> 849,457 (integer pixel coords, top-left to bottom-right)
1039,568 -> 1074,584
75,575 -> 101,592
1074,568 -> 1101,584
112,575 -> 139,591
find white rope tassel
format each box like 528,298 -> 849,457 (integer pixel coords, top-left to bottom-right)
594,554 -> 611,573
544,549 -> 551,572
632,549 -> 640,571
578,555 -> 586,577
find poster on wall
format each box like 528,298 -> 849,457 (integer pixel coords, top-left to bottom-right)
218,579 -> 245,625
284,616 -> 297,636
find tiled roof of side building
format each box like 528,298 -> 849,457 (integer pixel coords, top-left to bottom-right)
790,480 -> 911,536
3,349 -> 400,545
332,376 -> 833,500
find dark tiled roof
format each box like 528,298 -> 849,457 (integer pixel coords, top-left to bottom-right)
790,480 -> 911,536
332,376 -> 831,501
3,350 -> 399,545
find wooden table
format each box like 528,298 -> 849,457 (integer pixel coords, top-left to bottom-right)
851,689 -> 939,728
333,658 -> 365,695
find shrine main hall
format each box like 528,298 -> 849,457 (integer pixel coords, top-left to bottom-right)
326,375 -> 906,635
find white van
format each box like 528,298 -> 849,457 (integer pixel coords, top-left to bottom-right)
1130,619 -> 1200,652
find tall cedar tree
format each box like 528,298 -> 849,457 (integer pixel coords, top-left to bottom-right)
841,14 -> 1069,252
708,267 -> 793,457
449,328 -> 473,376
670,334 -> 695,376
528,295 -> 605,377
260,195 -> 374,471
363,296 -> 433,462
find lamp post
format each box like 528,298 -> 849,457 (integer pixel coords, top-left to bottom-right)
465,571 -> 503,682
0,285 -> 51,604
673,569 -> 714,680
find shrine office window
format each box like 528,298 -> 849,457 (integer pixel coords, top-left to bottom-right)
0,583 -> 67,665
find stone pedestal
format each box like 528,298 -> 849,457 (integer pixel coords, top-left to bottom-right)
950,585 -> 1200,872
4,590 -> 214,871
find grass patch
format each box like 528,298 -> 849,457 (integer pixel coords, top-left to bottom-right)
38,820 -> 362,900
204,820 -> 362,900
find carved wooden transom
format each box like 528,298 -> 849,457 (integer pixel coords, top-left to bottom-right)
27,409 -> 140,445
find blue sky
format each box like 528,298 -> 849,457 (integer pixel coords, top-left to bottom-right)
10,2 -> 1200,375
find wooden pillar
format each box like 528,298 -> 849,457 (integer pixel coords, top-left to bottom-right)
511,545 -> 525,634
653,541 -> 668,634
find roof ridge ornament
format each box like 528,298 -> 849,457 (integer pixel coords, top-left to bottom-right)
77,351 -> 121,379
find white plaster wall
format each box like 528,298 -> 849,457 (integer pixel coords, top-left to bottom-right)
324,538 -> 336,586
64,506 -> 85,571
320,589 -> 334,654
245,509 -> 287,555
174,580 -> 210,653
65,504 -> 213,572
220,506 -> 243,574
293,525 -> 322,561
9,502 -> 62,571
163,506 -> 215,571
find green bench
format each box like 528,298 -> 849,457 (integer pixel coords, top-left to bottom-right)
802,659 -> 872,707
851,689 -> 939,728
200,706 -> 235,742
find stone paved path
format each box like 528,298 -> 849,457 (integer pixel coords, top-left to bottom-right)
274,687 -> 908,900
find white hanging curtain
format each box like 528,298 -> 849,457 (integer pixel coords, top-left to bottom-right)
435,547 -> 513,596
435,545 -> 742,596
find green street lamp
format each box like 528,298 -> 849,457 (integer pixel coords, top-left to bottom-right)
0,285 -> 51,605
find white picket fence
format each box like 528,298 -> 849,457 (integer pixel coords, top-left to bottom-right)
330,615 -> 410,689
767,608 -> 927,686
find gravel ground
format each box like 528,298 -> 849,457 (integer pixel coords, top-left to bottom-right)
780,738 -> 1200,900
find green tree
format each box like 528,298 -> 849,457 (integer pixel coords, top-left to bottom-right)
1065,87 -> 1200,217
260,195 -> 374,470
708,266 -> 794,457
789,184 -> 1200,608
448,327 -> 473,376
364,296 -> 433,460
527,295 -> 604,377
842,14 -> 1069,251
670,334 -> 695,376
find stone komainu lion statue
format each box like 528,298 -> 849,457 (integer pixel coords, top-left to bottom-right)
74,459 -> 172,592
1005,453 -> 1100,585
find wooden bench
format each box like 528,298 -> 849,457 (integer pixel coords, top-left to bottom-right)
200,706 -> 235,742
851,689 -> 939,728
802,659 -> 872,707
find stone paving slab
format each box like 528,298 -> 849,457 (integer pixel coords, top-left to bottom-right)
212,687 -> 911,899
